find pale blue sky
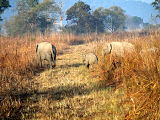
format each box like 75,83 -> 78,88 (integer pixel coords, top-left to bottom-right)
135,0 -> 154,3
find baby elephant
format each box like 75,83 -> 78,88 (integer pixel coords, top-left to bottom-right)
82,53 -> 98,69
36,42 -> 56,69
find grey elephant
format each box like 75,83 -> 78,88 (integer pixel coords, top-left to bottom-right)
102,42 -> 135,57
140,47 -> 158,57
82,53 -> 98,68
36,42 -> 56,69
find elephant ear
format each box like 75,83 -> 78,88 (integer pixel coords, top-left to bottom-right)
82,54 -> 86,62
109,43 -> 112,54
36,44 -> 39,53
102,43 -> 112,57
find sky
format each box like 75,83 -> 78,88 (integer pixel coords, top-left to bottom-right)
135,0 -> 154,3
1,0 -> 157,23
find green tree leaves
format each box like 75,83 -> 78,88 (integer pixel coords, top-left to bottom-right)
152,0 -> 160,17
126,16 -> 143,30
101,6 -> 126,32
65,1 -> 94,33
5,0 -> 59,36
3,0 -> 148,35
0,0 -> 11,20
65,1 -> 126,34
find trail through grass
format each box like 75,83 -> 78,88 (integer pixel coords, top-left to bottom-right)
26,43 -> 127,120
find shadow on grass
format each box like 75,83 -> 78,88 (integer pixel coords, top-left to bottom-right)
36,84 -> 92,100
59,63 -> 84,68
0,81 -> 111,119
1,80 -> 110,102
69,40 -> 84,45
33,63 -> 84,76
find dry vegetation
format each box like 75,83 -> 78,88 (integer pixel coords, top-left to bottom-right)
0,31 -> 160,119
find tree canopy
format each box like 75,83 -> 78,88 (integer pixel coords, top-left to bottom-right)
0,0 -> 11,20
65,1 -> 126,34
65,1 -> 96,34
103,6 -> 126,32
3,0 -> 148,35
92,7 -> 105,33
152,0 -> 160,17
5,0 -> 59,36
126,16 -> 143,30
91,6 -> 126,33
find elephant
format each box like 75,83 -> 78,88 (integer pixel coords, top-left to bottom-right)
36,42 -> 56,69
140,47 -> 158,57
102,42 -> 135,57
82,53 -> 98,69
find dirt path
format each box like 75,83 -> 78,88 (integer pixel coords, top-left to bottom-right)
34,44 -> 92,93
29,44 -> 126,120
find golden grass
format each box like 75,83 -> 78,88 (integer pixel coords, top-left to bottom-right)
0,31 -> 160,119
0,33 -> 85,119
92,31 -> 160,119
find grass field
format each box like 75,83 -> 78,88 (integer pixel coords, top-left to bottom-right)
0,31 -> 160,119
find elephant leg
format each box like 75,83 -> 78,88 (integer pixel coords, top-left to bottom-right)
90,64 -> 93,69
85,61 -> 90,69
40,60 -> 42,68
48,59 -> 52,69
44,55 -> 52,69
52,60 -> 56,68
37,56 -> 42,67
51,54 -> 56,68
86,63 -> 90,69
51,61 -> 56,68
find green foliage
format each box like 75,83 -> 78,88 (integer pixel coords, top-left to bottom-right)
92,6 -> 126,33
0,0 -> 11,20
126,16 -> 143,30
152,0 -> 160,10
5,0 -> 59,36
92,7 -> 105,33
103,6 -> 126,32
5,15 -> 28,36
130,16 -> 143,25
65,1 -> 98,34
143,23 -> 160,31
152,0 -> 160,17
16,0 -> 38,14
65,2 -> 126,34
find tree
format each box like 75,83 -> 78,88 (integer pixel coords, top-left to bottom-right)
65,1 -> 96,34
103,6 -> 126,32
92,7 -> 105,33
5,0 -> 59,36
143,22 -> 160,30
126,16 -> 143,30
65,3 -> 126,33
5,15 -> 28,36
0,0 -> 11,20
152,0 -> 160,17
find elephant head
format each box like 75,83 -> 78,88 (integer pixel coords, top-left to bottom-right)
102,43 -> 112,57
82,54 -> 86,63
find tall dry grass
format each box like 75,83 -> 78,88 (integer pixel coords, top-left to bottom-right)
0,33 -> 94,119
0,31 -> 160,119
92,31 -> 160,119
123,34 -> 160,120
